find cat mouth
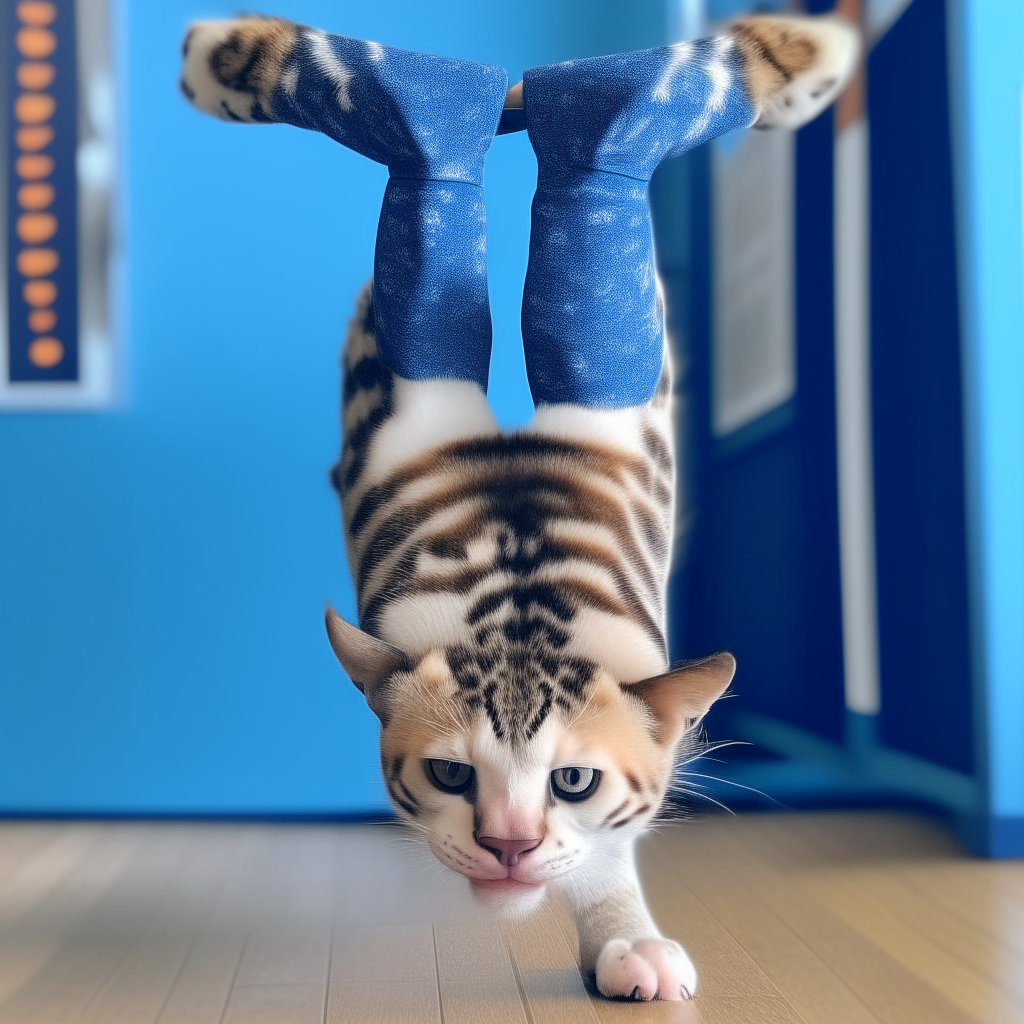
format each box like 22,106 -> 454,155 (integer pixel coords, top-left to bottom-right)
469,877 -> 544,895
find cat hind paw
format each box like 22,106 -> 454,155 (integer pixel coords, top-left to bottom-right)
181,16 -> 298,123
731,15 -> 860,130
595,937 -> 697,1001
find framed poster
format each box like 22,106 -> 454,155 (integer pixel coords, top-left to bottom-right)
1,0 -> 115,408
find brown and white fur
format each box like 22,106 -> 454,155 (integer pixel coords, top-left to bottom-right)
181,11 -> 858,1002
329,286 -> 742,999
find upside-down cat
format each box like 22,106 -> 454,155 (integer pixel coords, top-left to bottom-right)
181,13 -> 856,1000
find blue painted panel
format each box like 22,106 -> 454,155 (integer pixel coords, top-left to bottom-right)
956,814 -> 1024,859
0,0 -> 664,814
869,0 -> 973,775
947,0 -> 1024,823
671,105 -> 845,747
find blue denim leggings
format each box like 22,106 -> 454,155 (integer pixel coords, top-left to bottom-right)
267,31 -> 754,407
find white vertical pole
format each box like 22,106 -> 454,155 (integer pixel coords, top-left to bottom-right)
834,2 -> 881,718
835,118 -> 880,716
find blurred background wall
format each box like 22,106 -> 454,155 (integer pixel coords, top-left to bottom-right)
1,0 -> 1022,853
661,0 -> 1024,856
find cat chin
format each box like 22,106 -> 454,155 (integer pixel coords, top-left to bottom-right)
469,877 -> 548,918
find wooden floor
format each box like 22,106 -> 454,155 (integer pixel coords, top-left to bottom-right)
0,812 -> 1022,1024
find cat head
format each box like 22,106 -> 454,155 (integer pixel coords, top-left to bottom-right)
325,609 -> 734,909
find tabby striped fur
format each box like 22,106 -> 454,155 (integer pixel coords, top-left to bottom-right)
335,286 -> 676,745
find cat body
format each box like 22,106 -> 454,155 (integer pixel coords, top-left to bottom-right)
180,12 -> 858,1000
334,288 -> 713,995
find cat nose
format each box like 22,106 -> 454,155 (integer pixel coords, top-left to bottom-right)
477,836 -> 542,867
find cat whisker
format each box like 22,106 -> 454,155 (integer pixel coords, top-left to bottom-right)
681,791 -> 736,815
667,779 -> 738,815
674,769 -> 784,808
677,739 -> 753,765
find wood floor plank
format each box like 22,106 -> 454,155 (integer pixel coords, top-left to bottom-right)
78,832 -> 246,1024
0,828 -> 149,1020
0,828 -> 193,1024
987,864 -> 1024,914
822,867 -> 1024,1011
703,995 -> 811,1024
802,871 -> 1024,1024
198,827 -> 296,932
590,1000 -> 705,1024
503,900 -> 603,1024
636,838 -> 804,1024
651,823 -> 883,1024
79,937 -> 192,1024
0,829 -> 141,1008
221,983 -> 326,1024
328,924 -> 441,1024
0,941 -> 63,1008
0,825 -> 71,891
235,925 -> 332,986
328,826 -> 478,928
706,818 -> 978,1024
155,931 -> 248,1024
328,981 -> 443,1024
224,903 -> 331,1023
791,812 -> 965,863
895,863 -> 1024,960
434,921 -> 529,1024
0,825 -> 100,927
0,938 -> 136,1024
0,813 -> 1011,1024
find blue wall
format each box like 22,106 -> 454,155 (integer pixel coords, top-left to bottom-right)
947,0 -> 1024,853
0,0 -> 663,814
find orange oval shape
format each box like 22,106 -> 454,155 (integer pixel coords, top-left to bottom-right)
28,337 -> 64,368
15,125 -> 53,152
14,93 -> 55,124
17,212 -> 58,244
15,154 -> 54,179
17,62 -> 55,90
17,183 -> 54,210
23,279 -> 57,307
17,2 -> 57,26
28,309 -> 58,333
16,248 -> 59,277
16,27 -> 57,59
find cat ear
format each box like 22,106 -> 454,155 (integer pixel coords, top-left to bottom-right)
623,652 -> 736,746
324,609 -> 408,718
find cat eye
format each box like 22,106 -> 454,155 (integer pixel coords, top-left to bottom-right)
550,766 -> 601,802
425,759 -> 474,794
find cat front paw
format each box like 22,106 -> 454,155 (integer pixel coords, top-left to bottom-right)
595,937 -> 697,1001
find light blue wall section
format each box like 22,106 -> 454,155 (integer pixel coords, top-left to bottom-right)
0,0 -> 663,814
947,0 -> 1024,826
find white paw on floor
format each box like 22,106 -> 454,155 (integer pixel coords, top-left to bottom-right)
595,936 -> 698,1001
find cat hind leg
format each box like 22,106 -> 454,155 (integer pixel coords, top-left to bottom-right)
518,13 -> 858,409
181,16 -> 508,393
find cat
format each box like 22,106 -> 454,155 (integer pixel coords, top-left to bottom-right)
180,12 -> 857,1001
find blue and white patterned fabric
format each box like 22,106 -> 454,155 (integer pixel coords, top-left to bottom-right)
268,33 -> 507,390
265,31 -> 754,407
522,38 -> 755,406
